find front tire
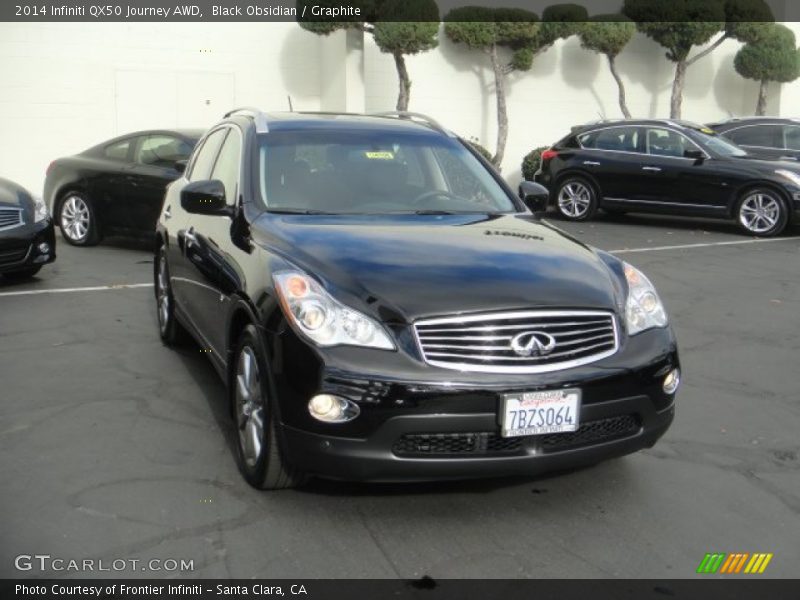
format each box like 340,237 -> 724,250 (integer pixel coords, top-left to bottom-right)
59,192 -> 100,246
555,177 -> 599,221
155,245 -> 189,346
735,189 -> 788,237
233,325 -> 305,490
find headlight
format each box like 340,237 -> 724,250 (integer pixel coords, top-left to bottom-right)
33,196 -> 49,223
624,263 -> 668,335
274,270 -> 395,350
775,169 -> 800,187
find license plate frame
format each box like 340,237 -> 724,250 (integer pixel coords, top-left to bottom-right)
500,388 -> 581,438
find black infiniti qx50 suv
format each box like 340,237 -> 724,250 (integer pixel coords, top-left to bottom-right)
155,109 -> 680,489
534,119 -> 800,236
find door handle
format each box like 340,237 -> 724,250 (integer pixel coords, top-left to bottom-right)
185,228 -> 197,244
583,161 -> 601,166
779,156 -> 798,161
642,166 -> 662,172
163,205 -> 172,220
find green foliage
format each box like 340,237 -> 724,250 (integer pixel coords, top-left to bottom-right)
373,0 -> 440,55
539,4 -> 590,46
522,146 -> 550,181
444,6 -> 540,67
725,0 -> 774,43
579,14 -> 636,57
467,137 -> 493,161
734,23 -> 800,83
622,0 -> 725,62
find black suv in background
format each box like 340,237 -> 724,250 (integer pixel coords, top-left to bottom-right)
534,119 -> 800,236
154,109 -> 679,489
708,117 -> 800,162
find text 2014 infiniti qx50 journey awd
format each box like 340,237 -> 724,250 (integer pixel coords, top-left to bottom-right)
154,109 -> 680,489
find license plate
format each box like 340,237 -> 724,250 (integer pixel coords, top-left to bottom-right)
500,389 -> 581,438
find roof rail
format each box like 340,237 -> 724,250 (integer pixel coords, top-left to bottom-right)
371,111 -> 453,136
223,107 -> 269,133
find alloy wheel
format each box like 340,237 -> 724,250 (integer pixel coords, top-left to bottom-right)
236,346 -> 266,468
739,192 -> 781,234
156,252 -> 170,335
558,182 -> 592,218
60,195 -> 91,241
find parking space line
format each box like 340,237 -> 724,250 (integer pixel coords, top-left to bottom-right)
0,283 -> 153,297
610,237 -> 798,254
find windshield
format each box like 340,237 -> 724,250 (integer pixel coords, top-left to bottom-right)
257,131 -> 516,214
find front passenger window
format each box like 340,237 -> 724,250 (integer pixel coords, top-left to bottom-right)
211,131 -> 242,206
646,129 -> 693,158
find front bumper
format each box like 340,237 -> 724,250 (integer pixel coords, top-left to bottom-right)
0,217 -> 56,273
271,324 -> 679,482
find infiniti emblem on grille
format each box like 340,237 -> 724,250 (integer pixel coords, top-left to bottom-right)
510,331 -> 557,357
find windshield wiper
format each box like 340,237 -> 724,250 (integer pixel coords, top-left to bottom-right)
413,209 -> 458,215
266,208 -> 332,215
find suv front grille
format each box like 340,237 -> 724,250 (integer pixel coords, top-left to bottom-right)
414,310 -> 619,373
0,208 -> 24,231
392,415 -> 641,458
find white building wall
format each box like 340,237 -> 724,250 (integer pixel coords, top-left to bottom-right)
0,21 -> 797,195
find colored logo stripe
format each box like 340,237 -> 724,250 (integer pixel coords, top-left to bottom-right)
697,553 -> 773,574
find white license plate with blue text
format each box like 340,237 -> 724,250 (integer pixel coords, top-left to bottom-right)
501,389 -> 581,438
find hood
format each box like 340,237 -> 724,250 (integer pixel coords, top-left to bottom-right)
0,178 -> 32,209
253,213 -> 625,322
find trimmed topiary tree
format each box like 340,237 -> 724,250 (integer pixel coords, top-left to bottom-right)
579,15 -> 636,118
622,0 -> 774,118
522,146 -> 549,181
734,23 -> 800,115
444,4 -> 585,169
297,0 -> 439,111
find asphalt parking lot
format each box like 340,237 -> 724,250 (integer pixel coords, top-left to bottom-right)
1,213 -> 798,579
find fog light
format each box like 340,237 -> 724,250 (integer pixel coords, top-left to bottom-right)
38,242 -> 50,254
308,394 -> 360,423
663,368 -> 681,394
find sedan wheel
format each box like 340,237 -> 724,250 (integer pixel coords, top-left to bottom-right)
737,190 -> 787,237
233,325 -> 305,490
59,193 -> 98,246
556,179 -> 597,221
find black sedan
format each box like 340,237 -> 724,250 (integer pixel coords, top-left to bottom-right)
154,109 -> 679,489
0,178 -> 55,280
44,129 -> 202,246
534,119 -> 800,236
708,117 -> 800,162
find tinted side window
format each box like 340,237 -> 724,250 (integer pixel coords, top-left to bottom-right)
579,127 -> 640,152
211,130 -> 241,205
645,128 -> 694,158
135,135 -> 192,168
188,129 -> 226,181
783,126 -> 800,151
104,139 -> 131,161
726,125 -> 781,148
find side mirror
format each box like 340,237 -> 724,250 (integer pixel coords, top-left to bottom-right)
518,181 -> 550,215
174,159 -> 188,174
180,180 -> 231,217
684,149 -> 705,162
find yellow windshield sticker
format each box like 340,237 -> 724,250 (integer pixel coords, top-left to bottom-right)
700,127 -> 715,135
365,151 -> 395,160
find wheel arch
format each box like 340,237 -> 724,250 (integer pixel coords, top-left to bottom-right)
728,180 -> 791,217
552,169 -> 602,203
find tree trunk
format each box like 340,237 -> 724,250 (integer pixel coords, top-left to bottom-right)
607,55 -> 631,119
489,43 -> 507,170
393,52 -> 411,112
756,79 -> 768,116
670,60 -> 687,119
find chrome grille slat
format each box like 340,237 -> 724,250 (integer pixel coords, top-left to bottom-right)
0,208 -> 24,231
415,319 -> 611,334
414,310 -> 619,374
